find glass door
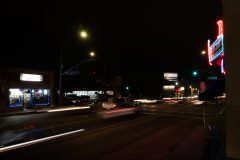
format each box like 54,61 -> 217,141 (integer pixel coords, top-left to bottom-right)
23,89 -> 31,108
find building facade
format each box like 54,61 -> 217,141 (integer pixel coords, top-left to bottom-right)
0,67 -> 54,112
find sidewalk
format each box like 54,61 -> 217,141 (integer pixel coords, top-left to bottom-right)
0,104 -> 92,117
207,116 -> 226,160
0,108 -> 45,117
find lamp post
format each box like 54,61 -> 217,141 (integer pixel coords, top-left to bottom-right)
58,30 -> 90,106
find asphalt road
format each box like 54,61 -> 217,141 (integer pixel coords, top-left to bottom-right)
0,103 -> 222,160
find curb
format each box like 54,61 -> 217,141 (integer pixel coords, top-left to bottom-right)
0,105 -> 95,117
0,110 -> 47,117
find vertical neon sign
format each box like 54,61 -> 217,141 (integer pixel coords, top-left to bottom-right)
221,59 -> 225,74
207,39 -> 213,66
207,20 -> 225,75
217,20 -> 224,38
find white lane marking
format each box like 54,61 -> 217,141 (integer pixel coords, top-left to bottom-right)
0,129 -> 85,153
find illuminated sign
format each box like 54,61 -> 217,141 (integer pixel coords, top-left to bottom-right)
207,20 -> 225,75
164,73 -> 178,78
20,74 -> 43,82
164,73 -> 178,81
209,35 -> 224,62
207,76 -> 218,80
208,20 -> 224,63
163,85 -> 175,90
221,59 -> 225,74
217,20 -> 224,38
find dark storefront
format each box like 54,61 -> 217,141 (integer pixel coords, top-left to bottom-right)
0,67 -> 54,112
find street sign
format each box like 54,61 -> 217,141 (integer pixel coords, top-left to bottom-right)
207,76 -> 217,80
65,70 -> 80,76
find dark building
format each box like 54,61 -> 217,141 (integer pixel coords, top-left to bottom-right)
0,67 -> 54,112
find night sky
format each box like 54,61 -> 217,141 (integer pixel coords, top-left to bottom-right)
1,0 -> 223,93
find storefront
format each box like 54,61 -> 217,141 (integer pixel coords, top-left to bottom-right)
0,67 -> 54,112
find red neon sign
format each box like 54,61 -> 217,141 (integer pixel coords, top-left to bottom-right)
207,20 -> 225,74
217,20 -> 224,38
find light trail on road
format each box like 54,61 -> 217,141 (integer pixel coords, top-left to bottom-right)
0,129 -> 85,153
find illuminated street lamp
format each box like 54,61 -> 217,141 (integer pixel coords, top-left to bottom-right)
201,50 -> 206,55
79,30 -> 88,39
89,51 -> 95,57
59,30 -> 91,105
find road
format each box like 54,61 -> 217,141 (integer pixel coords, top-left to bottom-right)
0,103 -> 223,160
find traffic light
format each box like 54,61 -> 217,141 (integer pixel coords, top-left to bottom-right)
192,71 -> 198,76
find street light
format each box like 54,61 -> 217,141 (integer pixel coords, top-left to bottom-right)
59,30 -> 91,105
89,51 -> 95,57
79,30 -> 88,39
201,50 -> 206,55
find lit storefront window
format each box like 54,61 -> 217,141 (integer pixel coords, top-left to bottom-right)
68,91 -> 103,99
9,89 -> 23,107
31,89 -> 49,106
8,88 -> 50,107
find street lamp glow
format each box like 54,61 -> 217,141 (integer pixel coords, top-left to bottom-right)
89,51 -> 95,57
175,82 -> 179,86
201,50 -> 206,55
80,30 -> 88,39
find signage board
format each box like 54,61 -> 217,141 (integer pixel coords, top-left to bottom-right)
164,73 -> 178,81
209,35 -> 224,62
20,73 -> 43,82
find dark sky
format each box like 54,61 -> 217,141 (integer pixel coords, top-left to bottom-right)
1,0 -> 223,86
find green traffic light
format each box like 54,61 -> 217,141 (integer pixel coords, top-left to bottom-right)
193,71 -> 198,76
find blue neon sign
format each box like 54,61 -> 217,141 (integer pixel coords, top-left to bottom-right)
210,35 -> 224,62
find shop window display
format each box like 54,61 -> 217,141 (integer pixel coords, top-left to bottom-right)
31,89 -> 49,106
9,89 -> 23,107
